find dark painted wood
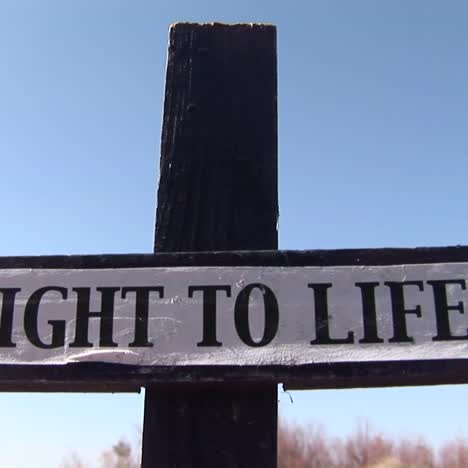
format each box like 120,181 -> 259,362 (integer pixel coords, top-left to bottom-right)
1,245 -> 468,392
154,22 -> 278,253
3,244 -> 468,268
143,385 -> 277,468
0,359 -> 467,392
141,23 -> 278,468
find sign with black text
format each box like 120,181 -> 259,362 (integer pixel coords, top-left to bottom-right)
2,259 -> 468,366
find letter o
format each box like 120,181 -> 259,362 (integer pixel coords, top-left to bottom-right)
234,283 -> 279,347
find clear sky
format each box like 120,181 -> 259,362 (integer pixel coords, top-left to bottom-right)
1,1 -> 468,466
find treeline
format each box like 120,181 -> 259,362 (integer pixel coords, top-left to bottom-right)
60,422 -> 468,468
278,421 -> 468,468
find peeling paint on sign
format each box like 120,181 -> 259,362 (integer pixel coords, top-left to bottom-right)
0,264 -> 467,365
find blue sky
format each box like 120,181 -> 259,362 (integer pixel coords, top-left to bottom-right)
1,1 -> 468,466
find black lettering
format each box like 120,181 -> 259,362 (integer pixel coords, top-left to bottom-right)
385,281 -> 424,343
427,279 -> 467,341
355,282 -> 384,344
122,287 -> 164,347
309,283 -> 354,345
188,285 -> 231,347
234,283 -> 279,347
69,287 -> 119,348
24,286 -> 67,349
0,288 -> 20,347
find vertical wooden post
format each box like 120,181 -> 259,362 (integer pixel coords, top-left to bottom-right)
142,23 -> 278,467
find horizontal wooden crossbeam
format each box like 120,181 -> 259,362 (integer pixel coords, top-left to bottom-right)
3,245 -> 468,268
1,246 -> 468,392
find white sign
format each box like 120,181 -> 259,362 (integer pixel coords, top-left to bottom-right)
1,263 -> 468,365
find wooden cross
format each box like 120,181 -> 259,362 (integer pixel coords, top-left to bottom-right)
1,22 -> 468,468
142,22 -> 279,467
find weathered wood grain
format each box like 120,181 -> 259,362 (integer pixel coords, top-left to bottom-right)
3,244 -> 468,269
142,22 -> 278,468
0,359 -> 467,392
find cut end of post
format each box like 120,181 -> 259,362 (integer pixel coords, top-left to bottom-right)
169,21 -> 276,30
157,18 -> 278,252
168,22 -> 276,41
